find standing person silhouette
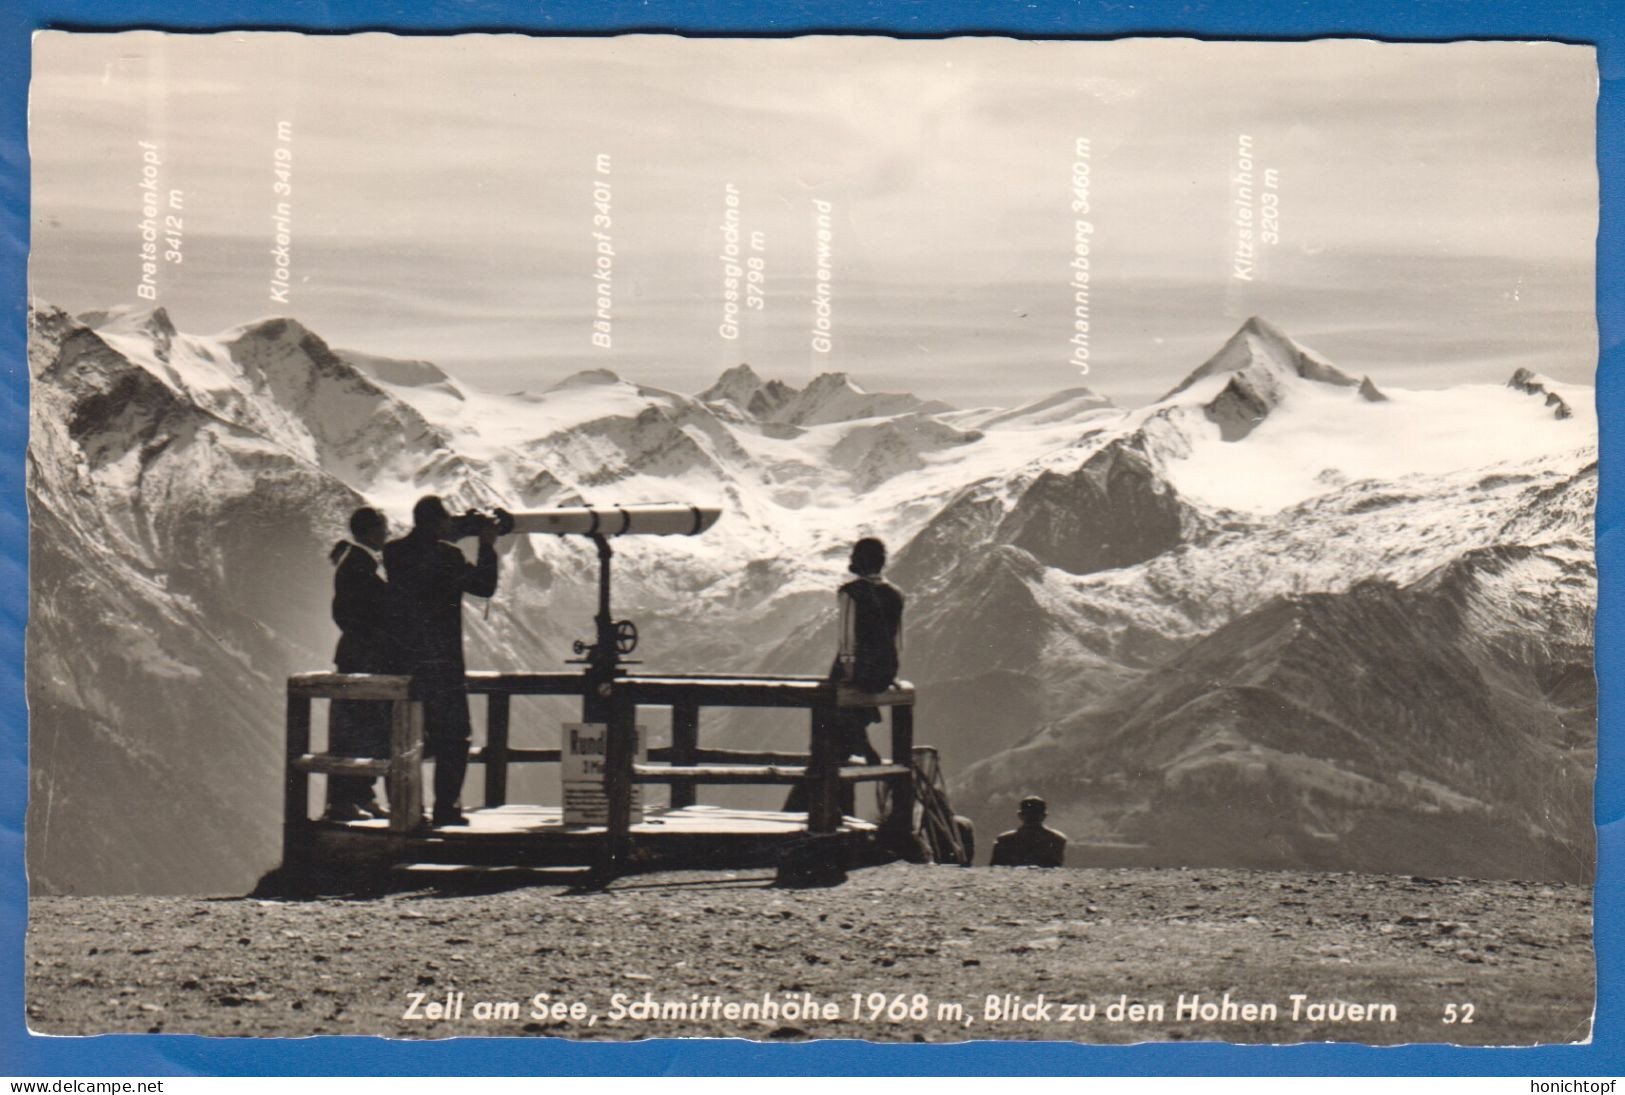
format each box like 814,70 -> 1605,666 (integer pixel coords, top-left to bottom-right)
325,506 -> 401,822
383,496 -> 499,827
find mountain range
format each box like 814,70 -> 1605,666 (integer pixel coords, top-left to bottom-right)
26,305 -> 1596,892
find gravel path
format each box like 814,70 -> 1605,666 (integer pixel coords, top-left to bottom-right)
26,863 -> 1593,1044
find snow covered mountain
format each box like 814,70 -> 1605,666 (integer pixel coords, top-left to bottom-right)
698,363 -> 953,427
26,303 -> 1596,892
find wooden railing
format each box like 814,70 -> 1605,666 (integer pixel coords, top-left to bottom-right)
283,674 -> 423,871
283,670 -> 917,871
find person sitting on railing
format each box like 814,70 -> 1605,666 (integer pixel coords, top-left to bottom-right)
831,536 -> 905,766
784,537 -> 906,818
325,506 -> 403,822
384,495 -> 500,828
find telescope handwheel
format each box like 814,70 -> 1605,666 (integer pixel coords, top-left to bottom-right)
614,619 -> 639,655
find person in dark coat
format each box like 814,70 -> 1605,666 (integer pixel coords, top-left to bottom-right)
383,495 -> 499,827
325,506 -> 401,821
990,795 -> 1068,867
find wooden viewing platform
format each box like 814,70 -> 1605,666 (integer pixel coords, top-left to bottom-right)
280,670 -> 919,882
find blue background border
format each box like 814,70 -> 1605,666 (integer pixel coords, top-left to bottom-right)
1,0 -> 1619,1077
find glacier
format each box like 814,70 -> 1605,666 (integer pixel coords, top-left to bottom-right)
25,302 -> 1596,892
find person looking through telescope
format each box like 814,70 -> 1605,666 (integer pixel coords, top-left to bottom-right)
383,495 -> 501,827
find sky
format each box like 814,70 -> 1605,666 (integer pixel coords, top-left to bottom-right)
28,32 -> 1598,407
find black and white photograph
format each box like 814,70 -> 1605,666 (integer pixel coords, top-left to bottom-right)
22,31 -> 1598,1044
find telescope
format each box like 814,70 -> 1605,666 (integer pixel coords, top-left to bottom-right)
449,505 -> 719,541
449,507 -> 516,540
507,504 -> 720,538
503,504 -> 723,713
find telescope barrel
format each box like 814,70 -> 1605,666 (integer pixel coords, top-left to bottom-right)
507,504 -> 721,537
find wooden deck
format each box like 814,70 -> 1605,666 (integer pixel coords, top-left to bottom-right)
328,803 -> 876,838
303,804 -> 880,871
281,670 -> 919,879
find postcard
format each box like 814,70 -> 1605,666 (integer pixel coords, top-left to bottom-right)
22,31 -> 1598,1046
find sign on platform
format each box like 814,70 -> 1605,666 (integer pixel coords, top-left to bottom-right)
561,722 -> 645,826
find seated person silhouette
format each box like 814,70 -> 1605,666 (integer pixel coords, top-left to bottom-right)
990,795 -> 1067,867
787,537 -> 905,817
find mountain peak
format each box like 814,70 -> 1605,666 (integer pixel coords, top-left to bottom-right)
85,305 -> 179,361
1237,314 -> 1286,340
78,303 -> 174,336
701,366 -> 948,427
976,386 -> 1116,429
336,348 -> 463,401
218,316 -> 364,396
133,305 -> 176,340
698,365 -> 798,422
715,363 -> 762,384
224,315 -> 317,347
698,363 -> 768,407
1508,368 -> 1574,420
786,371 -> 952,426
1163,319 -> 1381,441
1164,317 -> 1359,403
550,368 -> 622,391
805,371 -> 861,393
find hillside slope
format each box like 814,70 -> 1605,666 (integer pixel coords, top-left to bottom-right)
27,304 -> 1597,891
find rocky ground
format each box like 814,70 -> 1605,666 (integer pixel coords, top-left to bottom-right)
26,863 -> 1593,1044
